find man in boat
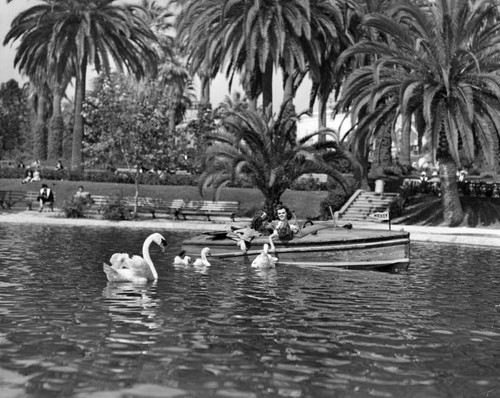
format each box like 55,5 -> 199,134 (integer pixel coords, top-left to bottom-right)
226,211 -> 270,253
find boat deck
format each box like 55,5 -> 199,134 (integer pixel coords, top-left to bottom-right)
182,224 -> 410,272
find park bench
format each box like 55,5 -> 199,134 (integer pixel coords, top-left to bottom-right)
123,197 -> 185,219
151,198 -> 185,219
176,200 -> 240,221
0,190 -> 55,211
0,190 -> 28,210
26,190 -> 55,211
82,194 -> 109,216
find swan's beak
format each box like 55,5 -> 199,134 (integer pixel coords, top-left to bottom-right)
159,239 -> 167,252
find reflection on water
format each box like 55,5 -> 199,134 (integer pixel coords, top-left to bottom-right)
0,223 -> 500,397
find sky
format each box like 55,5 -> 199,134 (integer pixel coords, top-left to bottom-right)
0,0 -> 313,113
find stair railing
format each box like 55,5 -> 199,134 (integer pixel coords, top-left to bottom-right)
334,189 -> 364,221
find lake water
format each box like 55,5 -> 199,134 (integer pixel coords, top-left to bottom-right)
0,223 -> 499,398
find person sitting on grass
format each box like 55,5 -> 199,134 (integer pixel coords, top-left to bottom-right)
37,184 -> 54,212
268,205 -> 299,252
32,169 -> 41,182
21,167 -> 33,184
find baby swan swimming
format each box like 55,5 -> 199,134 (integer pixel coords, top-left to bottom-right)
251,243 -> 277,269
193,247 -> 211,267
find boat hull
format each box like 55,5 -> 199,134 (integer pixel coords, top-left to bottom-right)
182,224 -> 410,273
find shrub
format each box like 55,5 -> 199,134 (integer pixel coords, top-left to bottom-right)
102,196 -> 133,221
291,176 -> 330,191
319,176 -> 358,220
389,196 -> 406,218
0,167 -> 24,179
61,198 -> 86,218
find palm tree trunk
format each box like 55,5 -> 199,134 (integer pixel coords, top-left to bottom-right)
48,89 -> 64,160
317,96 -> 328,144
438,154 -> 464,226
200,74 -> 210,105
34,93 -> 47,161
261,60 -> 273,116
400,115 -> 412,167
168,108 -> 176,136
71,59 -> 87,170
373,124 -> 392,172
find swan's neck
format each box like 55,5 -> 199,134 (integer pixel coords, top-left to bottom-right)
201,250 -> 210,266
143,236 -> 158,280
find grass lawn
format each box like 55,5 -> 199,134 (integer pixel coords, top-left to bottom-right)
0,178 -> 328,220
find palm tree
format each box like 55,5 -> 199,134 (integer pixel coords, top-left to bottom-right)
198,103 -> 360,215
4,3 -> 73,160
336,0 -> 500,226
5,0 -> 160,169
329,0 -> 397,187
141,0 -> 192,136
306,0 -> 354,137
177,0 -> 312,113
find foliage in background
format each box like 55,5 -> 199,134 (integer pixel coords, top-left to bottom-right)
198,104 -> 360,215
0,79 -> 31,161
61,197 -> 89,218
83,74 -> 182,216
177,104 -> 219,173
336,0 -> 500,226
319,175 -> 358,220
102,197 -> 134,221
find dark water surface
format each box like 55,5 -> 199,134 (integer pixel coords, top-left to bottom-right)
0,224 -> 499,398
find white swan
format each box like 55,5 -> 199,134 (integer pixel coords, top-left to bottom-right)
103,233 -> 167,283
193,247 -> 211,267
173,250 -> 192,266
251,244 -> 277,269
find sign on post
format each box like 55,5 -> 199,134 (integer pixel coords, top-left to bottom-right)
370,210 -> 391,230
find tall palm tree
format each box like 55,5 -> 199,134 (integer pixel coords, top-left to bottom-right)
5,0 -> 160,169
177,0 -> 312,113
4,3 -> 73,160
336,0 -> 500,226
141,0 -> 191,136
198,103 -> 359,215
330,0 -> 396,187
306,0 -> 354,138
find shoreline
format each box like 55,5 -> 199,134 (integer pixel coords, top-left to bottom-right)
2,209 -> 500,248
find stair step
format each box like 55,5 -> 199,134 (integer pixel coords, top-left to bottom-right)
338,190 -> 398,222
350,202 -> 391,207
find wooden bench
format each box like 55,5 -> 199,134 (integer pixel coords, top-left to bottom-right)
151,198 -> 185,219
81,194 -> 109,216
0,190 -> 55,211
0,190 -> 29,210
122,197 -> 185,219
176,200 -> 240,221
26,191 -> 55,211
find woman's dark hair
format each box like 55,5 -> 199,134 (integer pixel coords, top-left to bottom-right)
251,212 -> 266,231
274,205 -> 292,220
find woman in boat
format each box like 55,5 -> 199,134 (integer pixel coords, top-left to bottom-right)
268,204 -> 298,252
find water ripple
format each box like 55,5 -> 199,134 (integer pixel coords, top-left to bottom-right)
0,224 -> 499,397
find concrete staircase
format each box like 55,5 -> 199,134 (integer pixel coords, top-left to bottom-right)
336,189 -> 398,223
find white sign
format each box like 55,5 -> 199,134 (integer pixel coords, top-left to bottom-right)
370,211 -> 390,220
